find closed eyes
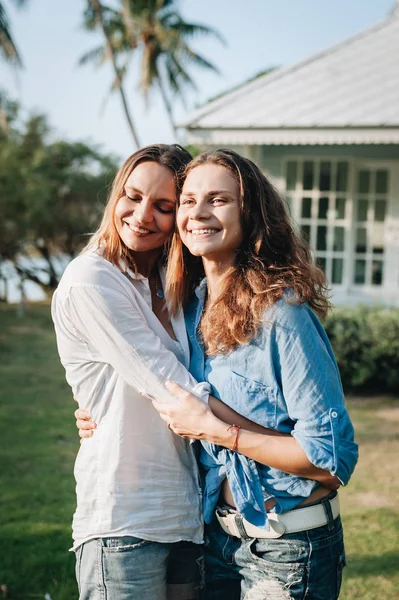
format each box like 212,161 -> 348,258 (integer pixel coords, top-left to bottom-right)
126,194 -> 174,214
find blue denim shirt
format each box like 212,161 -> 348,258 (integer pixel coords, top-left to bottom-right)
185,281 -> 358,529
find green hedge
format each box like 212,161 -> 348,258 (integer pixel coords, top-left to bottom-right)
325,306 -> 399,393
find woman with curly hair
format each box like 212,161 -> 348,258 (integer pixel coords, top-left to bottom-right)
152,149 -> 358,599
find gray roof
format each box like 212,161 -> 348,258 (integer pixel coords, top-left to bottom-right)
183,7 -> 399,145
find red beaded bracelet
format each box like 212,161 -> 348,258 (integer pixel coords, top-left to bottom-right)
227,424 -> 241,452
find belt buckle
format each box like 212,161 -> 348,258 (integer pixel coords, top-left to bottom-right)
267,516 -> 286,538
216,508 -> 240,538
216,506 -> 232,518
216,508 -> 286,539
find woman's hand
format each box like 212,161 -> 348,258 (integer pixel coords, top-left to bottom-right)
152,381 -> 224,440
74,397 -> 96,440
154,385 -> 343,488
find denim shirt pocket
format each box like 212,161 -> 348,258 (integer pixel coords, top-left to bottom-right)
225,370 -> 278,429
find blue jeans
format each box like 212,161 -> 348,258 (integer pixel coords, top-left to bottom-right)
75,536 -> 204,600
204,496 -> 346,599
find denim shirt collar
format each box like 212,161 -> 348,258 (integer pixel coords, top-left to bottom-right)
195,277 -> 208,301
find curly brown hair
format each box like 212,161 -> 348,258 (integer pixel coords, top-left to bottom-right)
166,149 -> 330,355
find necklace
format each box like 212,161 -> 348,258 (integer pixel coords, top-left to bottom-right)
151,271 -> 164,299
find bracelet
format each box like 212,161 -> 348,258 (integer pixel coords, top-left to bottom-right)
227,424 -> 241,452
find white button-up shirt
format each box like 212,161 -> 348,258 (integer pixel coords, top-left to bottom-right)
51,251 -> 209,549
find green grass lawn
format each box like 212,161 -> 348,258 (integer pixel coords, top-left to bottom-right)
0,302 -> 398,599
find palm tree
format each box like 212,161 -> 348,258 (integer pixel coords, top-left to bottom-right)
82,0 -> 141,148
0,0 -> 29,66
80,0 -> 223,141
123,0 -> 224,138
0,0 -> 29,134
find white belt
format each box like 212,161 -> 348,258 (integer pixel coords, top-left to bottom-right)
215,494 -> 340,539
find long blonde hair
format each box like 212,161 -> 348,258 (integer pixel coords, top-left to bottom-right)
167,150 -> 330,355
84,144 -> 192,272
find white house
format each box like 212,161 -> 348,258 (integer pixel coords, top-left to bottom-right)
182,6 -> 399,306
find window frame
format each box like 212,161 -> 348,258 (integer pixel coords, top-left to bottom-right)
282,156 -> 393,295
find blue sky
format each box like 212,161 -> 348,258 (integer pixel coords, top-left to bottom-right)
1,0 -> 395,161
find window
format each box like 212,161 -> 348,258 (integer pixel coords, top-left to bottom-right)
353,167 -> 389,287
285,160 -> 349,285
284,159 -> 390,292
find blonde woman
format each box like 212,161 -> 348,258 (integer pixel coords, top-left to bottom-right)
52,144 -> 213,600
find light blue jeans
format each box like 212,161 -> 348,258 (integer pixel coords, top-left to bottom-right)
75,536 -> 204,600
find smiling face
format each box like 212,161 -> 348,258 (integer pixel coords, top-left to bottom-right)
177,163 -> 243,268
114,161 -> 176,256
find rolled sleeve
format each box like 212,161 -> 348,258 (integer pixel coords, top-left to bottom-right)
291,407 -> 358,485
275,302 -> 358,485
65,283 -> 210,405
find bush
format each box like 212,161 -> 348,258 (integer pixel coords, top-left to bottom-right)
325,306 -> 399,393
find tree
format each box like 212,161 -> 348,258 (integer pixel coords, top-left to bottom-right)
80,0 -> 223,141
82,0 -> 141,148
0,0 -> 30,133
0,109 -> 26,300
124,0 -> 224,137
0,0 -> 29,66
0,109 -> 118,296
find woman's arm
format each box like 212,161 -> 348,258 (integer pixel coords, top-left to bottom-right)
209,396 -> 286,436
74,395 -> 287,439
75,390 -> 339,488
153,303 -> 357,491
59,278 -> 210,412
153,382 -> 340,489
75,385 -> 339,489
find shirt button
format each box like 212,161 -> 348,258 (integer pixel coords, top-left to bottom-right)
331,411 -> 338,418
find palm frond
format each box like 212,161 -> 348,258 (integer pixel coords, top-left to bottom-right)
179,46 -> 221,75
82,1 -> 121,31
0,4 -> 22,65
164,55 -> 197,96
161,12 -> 226,45
78,45 -> 107,67
164,67 -> 188,108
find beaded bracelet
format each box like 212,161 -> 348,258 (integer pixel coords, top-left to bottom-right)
227,424 -> 241,452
